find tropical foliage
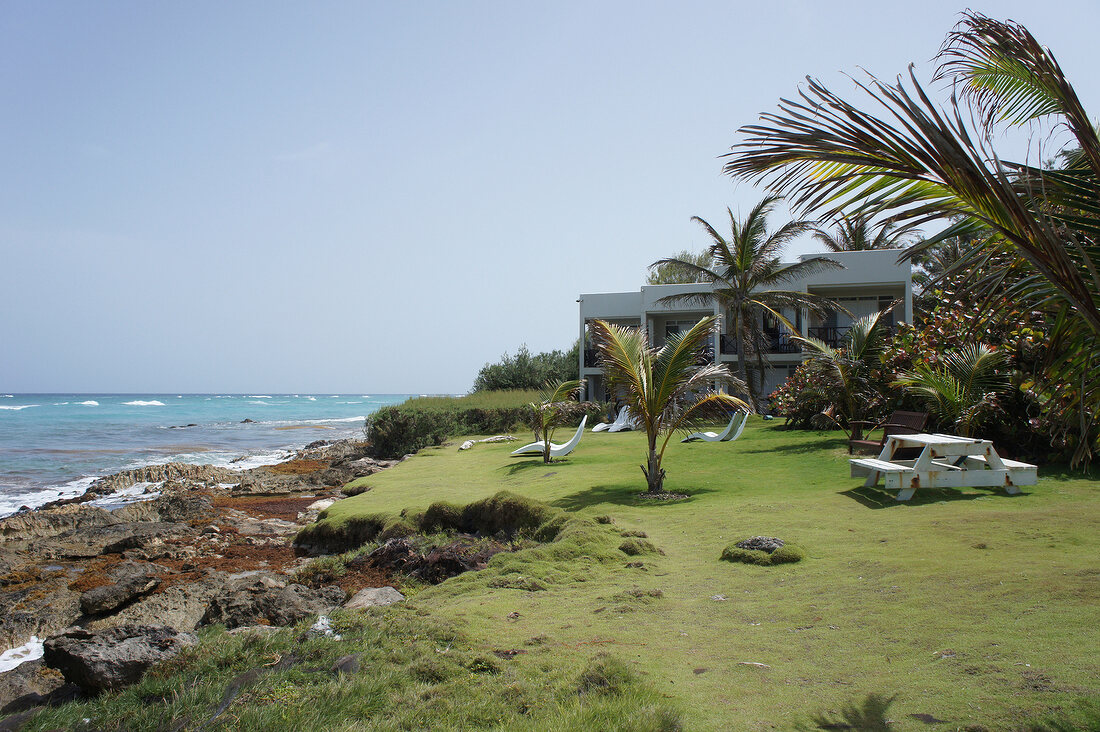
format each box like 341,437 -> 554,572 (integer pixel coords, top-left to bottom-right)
894,344 -> 1009,438
588,316 -> 748,493
725,12 -> 1100,466
651,196 -> 843,408
472,342 -> 579,392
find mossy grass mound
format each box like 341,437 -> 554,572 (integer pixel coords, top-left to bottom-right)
720,542 -> 805,566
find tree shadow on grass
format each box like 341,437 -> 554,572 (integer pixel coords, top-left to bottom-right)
842,483 -> 1029,509
551,483 -> 716,511
795,693 -> 897,731
739,436 -> 847,455
499,458 -> 575,476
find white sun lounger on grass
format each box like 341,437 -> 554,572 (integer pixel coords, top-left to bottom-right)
681,411 -> 748,443
593,406 -> 636,432
510,416 -> 588,458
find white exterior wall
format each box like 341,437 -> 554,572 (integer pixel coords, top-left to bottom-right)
578,250 -> 913,405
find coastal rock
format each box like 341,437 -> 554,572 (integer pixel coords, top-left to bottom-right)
79,562 -> 162,616
344,587 -> 405,609
86,573 -> 227,633
0,578 -> 82,649
201,577 -> 345,630
88,463 -> 238,497
113,494 -> 215,524
0,504 -> 119,544
19,521 -> 189,560
43,624 -> 197,694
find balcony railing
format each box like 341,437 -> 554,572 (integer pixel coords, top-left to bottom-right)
583,348 -> 600,368
720,333 -> 800,355
806,325 -> 894,348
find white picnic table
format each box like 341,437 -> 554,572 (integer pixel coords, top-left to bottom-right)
849,432 -> 1037,501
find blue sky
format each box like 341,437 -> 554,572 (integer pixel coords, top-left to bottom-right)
2,1 -> 1097,393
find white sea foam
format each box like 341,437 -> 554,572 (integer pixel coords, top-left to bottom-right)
306,396 -> 316,401
123,400 -> 165,406
0,404 -> 38,411
248,400 -> 272,405
0,477 -> 97,518
87,482 -> 163,510
263,416 -> 365,426
330,395 -> 340,398
0,395 -> 12,398
361,395 -> 371,398
78,400 -> 99,406
0,637 -> 43,673
53,402 -> 69,406
248,395 -> 272,399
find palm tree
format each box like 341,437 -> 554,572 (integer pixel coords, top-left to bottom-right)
795,309 -> 894,439
811,213 -> 921,252
723,12 -> 1100,466
651,196 -> 844,408
588,316 -> 748,494
895,344 -> 1009,437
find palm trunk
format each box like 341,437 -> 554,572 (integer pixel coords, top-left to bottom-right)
641,432 -> 665,493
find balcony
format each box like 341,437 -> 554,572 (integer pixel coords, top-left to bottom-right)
719,333 -> 801,355
583,348 -> 600,368
806,325 -> 894,348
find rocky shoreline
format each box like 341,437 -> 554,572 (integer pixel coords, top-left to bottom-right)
0,438 -> 402,715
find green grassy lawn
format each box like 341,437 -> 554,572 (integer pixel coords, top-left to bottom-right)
321,419 -> 1100,731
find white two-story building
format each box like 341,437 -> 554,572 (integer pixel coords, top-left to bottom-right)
578,249 -> 913,404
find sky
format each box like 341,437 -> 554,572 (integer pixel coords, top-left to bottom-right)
2,1 -> 1097,394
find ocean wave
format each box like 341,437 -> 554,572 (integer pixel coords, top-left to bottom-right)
248,400 -> 272,405
0,477 -> 97,518
305,396 -> 316,401
53,402 -> 69,406
78,400 -> 99,406
0,395 -> 12,398
87,482 -> 163,511
247,395 -> 272,399
123,400 -> 165,406
262,416 -> 365,426
0,405 -> 38,411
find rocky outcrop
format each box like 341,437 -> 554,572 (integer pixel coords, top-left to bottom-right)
79,562 -> 162,616
0,660 -> 76,714
200,574 -> 345,630
85,574 -> 227,633
87,463 -> 238,496
0,504 -> 119,543
113,494 -> 215,524
42,625 -> 197,693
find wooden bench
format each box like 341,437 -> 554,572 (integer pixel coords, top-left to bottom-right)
849,411 -> 929,455
849,457 -> 912,479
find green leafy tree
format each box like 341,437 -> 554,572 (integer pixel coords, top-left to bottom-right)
652,196 -> 844,409
473,342 -> 579,392
724,12 -> 1100,466
588,316 -> 748,494
646,249 -> 713,284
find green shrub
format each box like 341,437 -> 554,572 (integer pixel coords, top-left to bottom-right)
720,543 -> 805,566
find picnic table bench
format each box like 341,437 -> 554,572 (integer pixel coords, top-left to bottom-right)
849,433 -> 1037,501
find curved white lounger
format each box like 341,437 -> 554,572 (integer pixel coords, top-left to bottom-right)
607,406 -> 638,433
681,411 -> 748,443
511,415 -> 588,458
593,406 -> 631,432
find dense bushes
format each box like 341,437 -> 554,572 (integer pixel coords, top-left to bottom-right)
472,342 -> 579,392
364,391 -> 603,459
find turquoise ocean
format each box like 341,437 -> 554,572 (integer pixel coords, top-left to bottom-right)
0,393 -> 414,517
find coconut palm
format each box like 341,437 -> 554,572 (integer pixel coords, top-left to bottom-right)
646,248 -> 713,284
811,213 -> 921,252
895,344 -> 1009,437
651,196 -> 844,408
588,316 -> 748,494
723,12 -> 1100,465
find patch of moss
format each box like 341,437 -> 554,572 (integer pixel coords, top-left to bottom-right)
720,543 -> 805,566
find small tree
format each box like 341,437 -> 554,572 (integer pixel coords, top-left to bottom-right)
527,379 -> 587,464
894,344 -> 1009,437
589,316 -> 748,494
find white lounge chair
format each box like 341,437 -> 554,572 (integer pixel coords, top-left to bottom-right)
593,406 -> 634,432
511,416 -> 588,458
608,406 -> 639,433
681,411 -> 748,443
